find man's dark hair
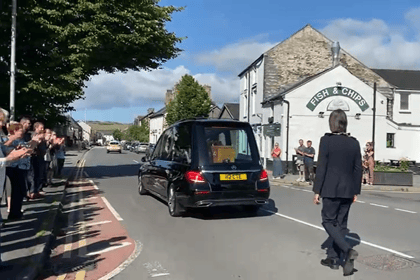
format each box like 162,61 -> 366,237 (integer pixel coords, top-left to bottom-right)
329,109 -> 348,133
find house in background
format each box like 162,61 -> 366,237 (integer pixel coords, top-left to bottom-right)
54,115 -> 83,147
218,103 -> 239,120
134,108 -> 155,126
78,121 -> 92,144
149,107 -> 167,144
209,102 -> 221,119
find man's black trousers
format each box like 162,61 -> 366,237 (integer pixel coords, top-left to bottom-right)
6,167 -> 27,219
321,197 -> 353,261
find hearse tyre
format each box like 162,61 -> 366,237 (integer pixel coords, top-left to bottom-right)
168,185 -> 184,217
138,173 -> 148,195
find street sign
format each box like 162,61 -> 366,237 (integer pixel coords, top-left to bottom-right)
263,123 -> 281,137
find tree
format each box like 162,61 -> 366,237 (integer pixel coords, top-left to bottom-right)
166,75 -> 211,126
0,0 -> 183,126
126,120 -> 149,142
113,129 -> 124,141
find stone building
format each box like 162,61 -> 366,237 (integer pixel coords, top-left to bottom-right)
239,24 -> 420,172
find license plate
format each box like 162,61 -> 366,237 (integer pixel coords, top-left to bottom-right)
220,173 -> 247,181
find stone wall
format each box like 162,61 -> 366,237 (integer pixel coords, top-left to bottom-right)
263,25 -> 391,99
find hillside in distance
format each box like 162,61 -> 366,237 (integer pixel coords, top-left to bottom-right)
85,121 -> 131,133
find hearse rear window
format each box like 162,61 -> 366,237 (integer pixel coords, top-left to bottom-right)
204,126 -> 255,164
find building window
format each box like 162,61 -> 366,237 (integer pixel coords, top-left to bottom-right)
243,75 -> 248,91
251,88 -> 257,115
252,68 -> 257,85
243,91 -> 248,118
400,93 -> 410,111
386,133 -> 395,148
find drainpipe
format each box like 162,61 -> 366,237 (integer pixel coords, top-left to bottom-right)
372,82 -> 376,161
282,99 -> 290,174
247,72 -> 251,123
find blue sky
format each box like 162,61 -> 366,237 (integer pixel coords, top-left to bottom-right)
71,0 -> 420,123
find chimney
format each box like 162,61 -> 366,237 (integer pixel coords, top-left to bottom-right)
203,84 -> 211,100
165,89 -> 173,105
331,41 -> 341,67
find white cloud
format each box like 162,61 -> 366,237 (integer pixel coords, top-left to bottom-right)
321,9 -> 420,70
195,40 -> 275,74
74,65 -> 241,111
74,66 -> 190,110
193,73 -> 239,104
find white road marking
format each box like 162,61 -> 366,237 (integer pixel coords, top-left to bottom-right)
84,220 -> 112,227
102,197 -> 123,221
356,200 -> 365,203
152,273 -> 171,278
98,241 -> 143,280
89,180 -> 99,190
263,209 -> 415,259
133,160 -> 139,163
370,203 -> 389,208
144,261 -> 170,278
86,242 -> 131,256
395,208 -> 417,214
84,171 -> 89,177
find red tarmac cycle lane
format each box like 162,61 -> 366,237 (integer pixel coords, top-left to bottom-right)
41,178 -> 136,280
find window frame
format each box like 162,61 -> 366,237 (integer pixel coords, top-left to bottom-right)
399,93 -> 410,111
386,133 -> 395,148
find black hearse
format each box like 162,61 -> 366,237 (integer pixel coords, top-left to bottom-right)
138,119 -> 270,217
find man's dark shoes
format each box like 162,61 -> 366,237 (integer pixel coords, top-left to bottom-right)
280,175 -> 286,179
343,249 -> 358,276
321,258 -> 339,270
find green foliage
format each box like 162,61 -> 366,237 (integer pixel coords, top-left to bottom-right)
374,160 -> 411,173
125,121 -> 149,142
0,0 -> 183,125
399,159 -> 410,172
113,129 -> 124,141
166,75 -> 211,126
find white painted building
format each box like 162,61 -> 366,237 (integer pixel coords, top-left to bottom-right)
103,135 -> 115,143
77,121 -> 92,144
149,107 -> 166,144
239,25 -> 420,172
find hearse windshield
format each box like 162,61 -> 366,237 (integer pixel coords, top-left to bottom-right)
200,124 -> 260,166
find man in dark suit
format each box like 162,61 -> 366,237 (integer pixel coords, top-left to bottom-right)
313,109 -> 362,276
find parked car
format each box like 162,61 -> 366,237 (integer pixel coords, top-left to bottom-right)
130,142 -> 139,153
137,143 -> 148,153
137,119 -> 270,217
107,140 -> 122,153
145,143 -> 156,160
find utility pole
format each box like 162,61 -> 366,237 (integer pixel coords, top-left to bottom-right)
10,0 -> 17,120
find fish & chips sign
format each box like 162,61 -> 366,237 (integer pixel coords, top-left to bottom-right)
306,87 -> 369,112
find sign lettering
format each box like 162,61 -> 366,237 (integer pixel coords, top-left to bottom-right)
306,87 -> 369,112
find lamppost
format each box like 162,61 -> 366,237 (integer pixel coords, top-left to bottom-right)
10,0 -> 17,120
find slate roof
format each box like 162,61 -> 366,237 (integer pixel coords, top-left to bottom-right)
371,69 -> 420,90
218,103 -> 239,120
149,107 -> 166,118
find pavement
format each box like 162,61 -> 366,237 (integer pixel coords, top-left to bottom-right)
0,148 -> 86,280
266,170 -> 420,192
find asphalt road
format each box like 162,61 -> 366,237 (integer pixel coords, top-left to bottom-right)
82,147 -> 420,280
